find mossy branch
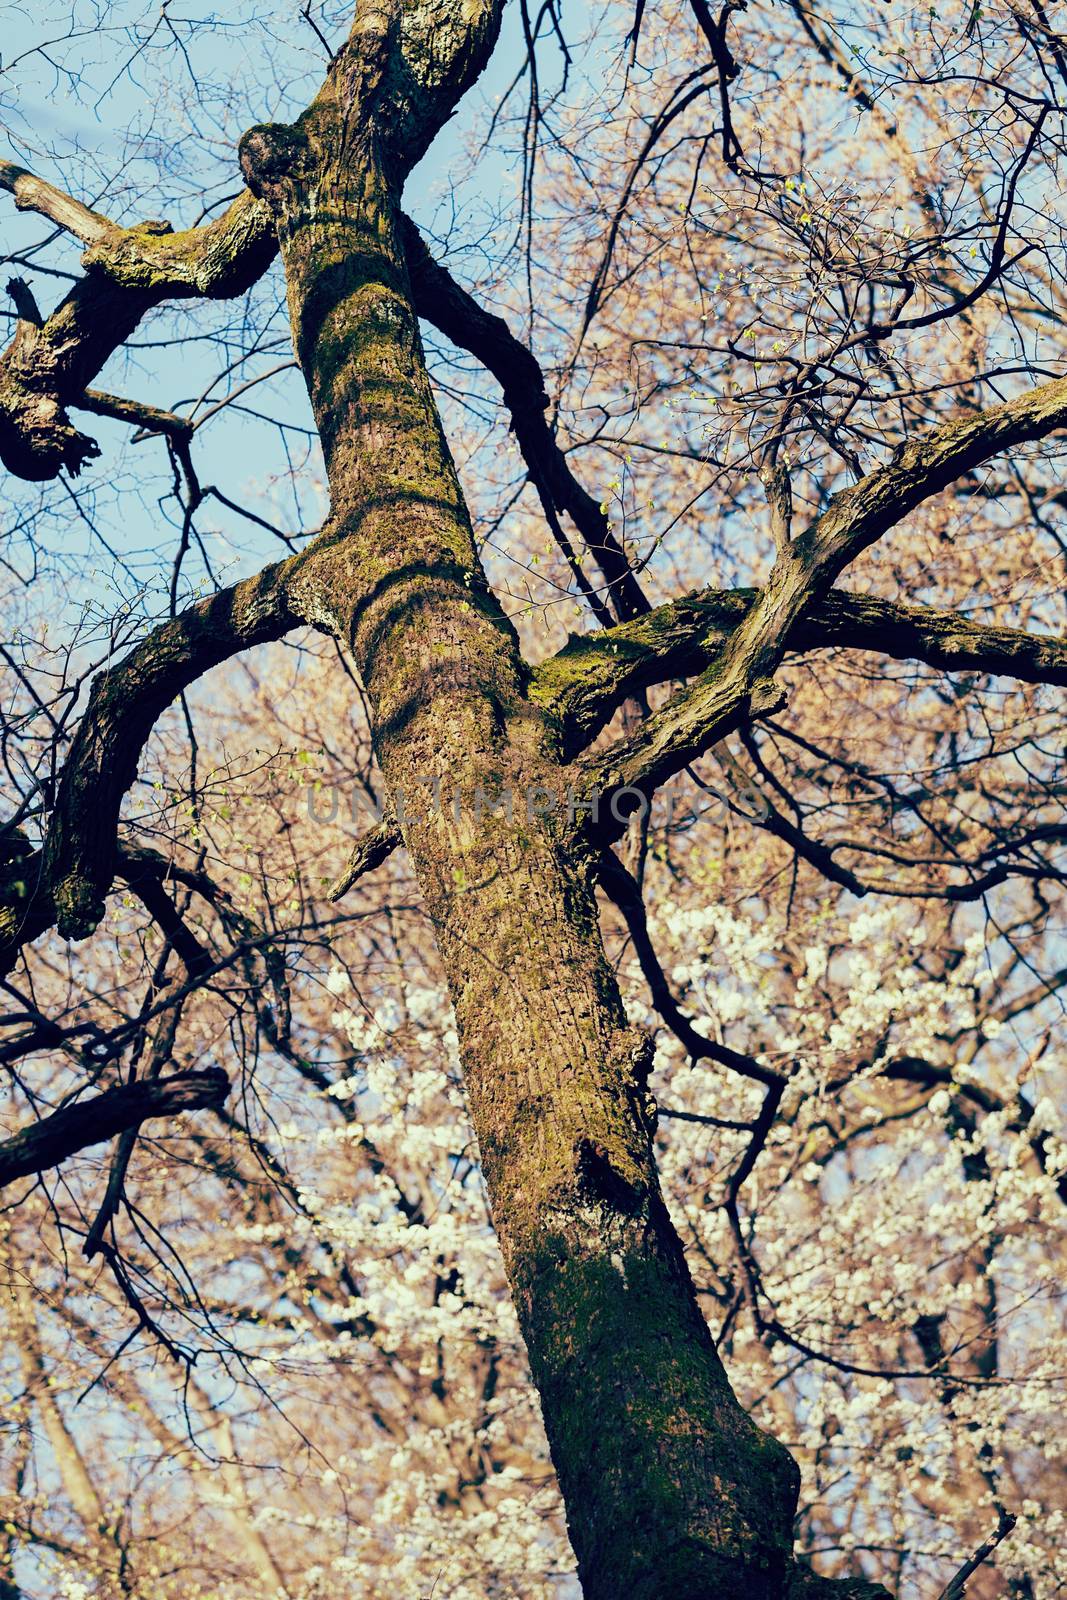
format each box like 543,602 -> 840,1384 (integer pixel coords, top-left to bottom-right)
0,173 -> 275,479
537,587 -> 1067,757
46,563 -> 298,942
563,378 -> 1067,822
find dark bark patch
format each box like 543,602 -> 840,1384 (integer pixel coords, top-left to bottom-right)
575,1136 -> 648,1215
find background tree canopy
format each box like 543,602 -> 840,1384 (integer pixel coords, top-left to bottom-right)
0,1 -> 1064,1597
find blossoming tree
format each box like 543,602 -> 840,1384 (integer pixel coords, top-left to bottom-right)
0,1 -> 1064,1597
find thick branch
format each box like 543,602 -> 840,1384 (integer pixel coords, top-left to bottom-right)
0,178 -> 275,479
75,388 -> 193,438
578,374 -> 1067,807
580,669 -> 784,834
0,273 -> 157,477
45,561 -> 298,940
0,160 -> 112,245
79,190 -> 275,298
538,587 -> 1067,756
804,376 -> 1067,587
0,1069 -> 229,1189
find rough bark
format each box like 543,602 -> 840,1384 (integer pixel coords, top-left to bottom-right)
234,5 -> 800,1594
535,586 -> 1067,756
0,178 -> 274,478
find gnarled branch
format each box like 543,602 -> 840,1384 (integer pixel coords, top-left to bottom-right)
0,168 -> 275,479
564,376 -> 1067,814
46,560 -> 298,941
537,587 -> 1067,756
328,812 -> 403,899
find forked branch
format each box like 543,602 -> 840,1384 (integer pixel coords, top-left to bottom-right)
0,165 -> 275,478
537,587 -> 1067,756
570,374 -> 1067,808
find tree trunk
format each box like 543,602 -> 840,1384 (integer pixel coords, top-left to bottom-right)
237,23 -> 799,1597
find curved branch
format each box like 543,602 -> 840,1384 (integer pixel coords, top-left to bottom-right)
78,190 -> 275,299
0,272 -> 157,478
579,667 -> 783,836
634,372 -> 1067,795
46,561 -> 299,940
401,214 -> 649,621
0,561 -> 299,968
0,174 -> 275,479
574,364 -> 1067,809
598,848 -> 782,1088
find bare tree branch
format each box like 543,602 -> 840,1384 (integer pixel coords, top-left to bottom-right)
0,1070 -> 230,1190
935,1511 -> 1017,1600
0,159 -> 113,245
0,172 -> 274,478
0,561 -> 299,968
542,586 -> 1066,756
